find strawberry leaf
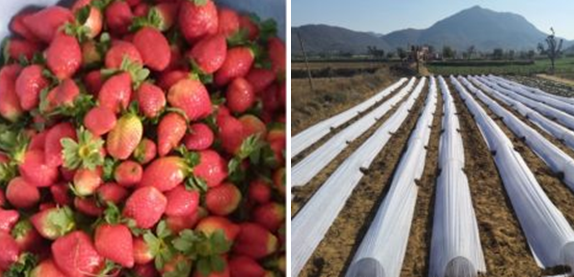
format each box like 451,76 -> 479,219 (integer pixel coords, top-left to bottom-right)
75,5 -> 91,25
185,175 -> 208,193
3,252 -> 37,277
61,127 -> 105,170
191,0 -> 208,6
156,220 -> 172,239
103,202 -> 121,224
91,0 -> 113,11
129,7 -> 165,32
102,157 -> 117,181
1,38 -> 9,66
0,162 -> 17,186
126,219 -> 146,236
120,56 -> 150,89
46,206 -> 76,238
197,258 -> 211,277
227,29 -> 249,47
210,230 -> 231,254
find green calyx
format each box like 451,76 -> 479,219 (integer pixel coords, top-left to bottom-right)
0,124 -> 30,165
130,8 -> 165,32
102,56 -> 150,90
190,0 -> 208,6
143,220 -> 177,270
62,127 -> 105,170
3,253 -> 38,277
44,206 -> 76,239
172,229 -> 231,276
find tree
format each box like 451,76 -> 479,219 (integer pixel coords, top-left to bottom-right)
396,47 -> 407,59
367,46 -> 385,60
527,50 -> 536,60
492,48 -> 504,60
508,50 -> 515,60
538,27 -> 563,74
466,45 -> 476,60
386,52 -> 395,59
442,46 -> 454,59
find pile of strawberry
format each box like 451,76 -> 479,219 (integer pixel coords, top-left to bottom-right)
0,0 -> 286,276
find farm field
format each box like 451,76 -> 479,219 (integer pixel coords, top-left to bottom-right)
291,73 -> 574,277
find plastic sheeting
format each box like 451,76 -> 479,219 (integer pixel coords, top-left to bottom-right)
345,77 -> 438,277
291,78 -> 409,158
292,78 -> 416,187
291,77 -> 427,277
452,76 -> 574,271
428,76 -> 485,277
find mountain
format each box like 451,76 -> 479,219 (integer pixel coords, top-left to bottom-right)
291,24 -> 391,55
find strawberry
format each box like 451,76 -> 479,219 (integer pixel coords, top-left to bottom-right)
22,7 -> 74,42
4,39 -> 41,62
30,259 -> 66,277
41,79 -> 80,113
19,150 -> 59,187
97,182 -> 129,205
61,127 -> 105,171
239,15 -> 259,41
50,184 -> 72,206
106,113 -> 143,160
71,0 -> 103,39
167,78 -> 213,121
133,27 -> 171,71
27,132 -> 46,151
195,216 -> 240,242
266,123 -> 285,144
133,263 -> 159,277
277,82 -> 286,107
158,70 -> 188,91
31,206 -> 75,240
214,47 -> 254,87
133,3 -> 150,17
0,191 -> 5,207
0,231 -> 20,270
11,219 -> 43,252
165,185 -> 200,217
51,231 -> 104,277
84,106 -> 117,136
15,65 -> 49,111
240,115 -> 266,138
10,13 -> 39,42
248,179 -> 271,204
188,34 -> 227,74
123,186 -> 167,228
95,223 -> 135,268
269,140 -> 284,167
158,112 -> 187,156
6,177 -> 40,209
252,203 -> 285,232
268,37 -> 285,75
133,238 -> 155,265
218,115 -> 245,154
44,122 -> 77,167
84,70 -> 104,95
166,209 -> 203,234
217,8 -> 239,38
73,168 -> 102,196
226,77 -> 255,113
229,256 -> 265,277
140,156 -> 187,191
136,82 -> 166,118
105,41 -> 143,69
82,42 -> 101,67
179,0 -> 218,43
105,1 -> 134,36
246,68 -> 276,94
205,183 -> 241,216
0,64 -> 23,122
46,33 -> 82,80
133,138 -> 157,164
0,209 -> 19,233
261,84 -> 280,113
98,72 -> 133,113
273,168 -> 285,196
74,197 -> 103,217
153,3 -> 178,31
233,223 -> 278,259
194,150 -> 228,188
184,123 -> 214,150
114,160 -> 143,187
161,254 -> 192,276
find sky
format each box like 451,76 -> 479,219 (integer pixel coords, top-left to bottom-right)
292,0 -> 574,40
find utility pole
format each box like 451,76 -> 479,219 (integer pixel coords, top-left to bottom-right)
297,32 -> 314,92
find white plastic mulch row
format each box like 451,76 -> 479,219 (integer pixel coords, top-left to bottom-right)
292,78 -> 417,187
428,76 -> 485,277
345,77 -> 438,277
465,76 -> 574,190
488,75 -> 574,110
291,78 -> 409,158
451,76 -> 574,270
291,77 -> 427,277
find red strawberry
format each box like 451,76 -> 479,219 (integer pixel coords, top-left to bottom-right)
95,224 -> 134,268
217,8 -> 239,38
0,190 -> 5,207
184,123 -> 214,150
267,123 -> 286,144
195,216 -> 240,242
22,7 -> 74,42
123,186 -> 167,229
114,160 -> 143,187
133,27 -> 171,71
10,13 -> 39,42
158,70 -> 188,91
134,3 -> 150,17
74,197 -> 103,217
46,33 -> 82,80
140,156 -> 187,191
31,206 -> 75,240
84,70 -> 104,95
133,237 -> 154,265
268,37 -> 285,75
97,182 -> 129,205
84,106 -> 117,136
261,83 -> 280,113
166,209 -> 203,234
239,15 -> 259,41
248,180 -> 271,204
226,77 -> 255,113
246,68 -> 276,94
106,113 -> 143,160
4,39 -> 41,61
269,140 -> 285,167
73,168 -> 102,196
240,115 -> 267,138
30,259 -> 66,277
41,79 -> 80,113
229,256 -> 265,277
194,150 -> 228,188
71,0 -> 103,39
153,3 -> 178,31
19,150 -> 59,187
105,1 -> 134,35
133,138 -> 157,164
52,231 -> 104,277
218,115 -> 245,154
15,65 -> 49,111
0,209 -> 19,233
133,263 -> 159,277
6,177 -> 40,209
205,183 -> 241,216
252,203 -> 285,232
167,78 -> 213,121
165,185 -> 200,217
273,168 -> 285,196
98,72 -> 133,114
136,82 -> 166,118
233,223 -> 278,259
161,254 -> 191,276
11,219 -> 42,252
28,131 -> 47,151
214,47 -> 254,87
44,122 -> 76,167
278,82 -> 286,107
188,34 -> 227,74
105,41 -> 143,69
0,64 -> 23,122
179,0 -> 218,43
51,183 -> 72,206
158,112 -> 187,156
0,231 -> 19,270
